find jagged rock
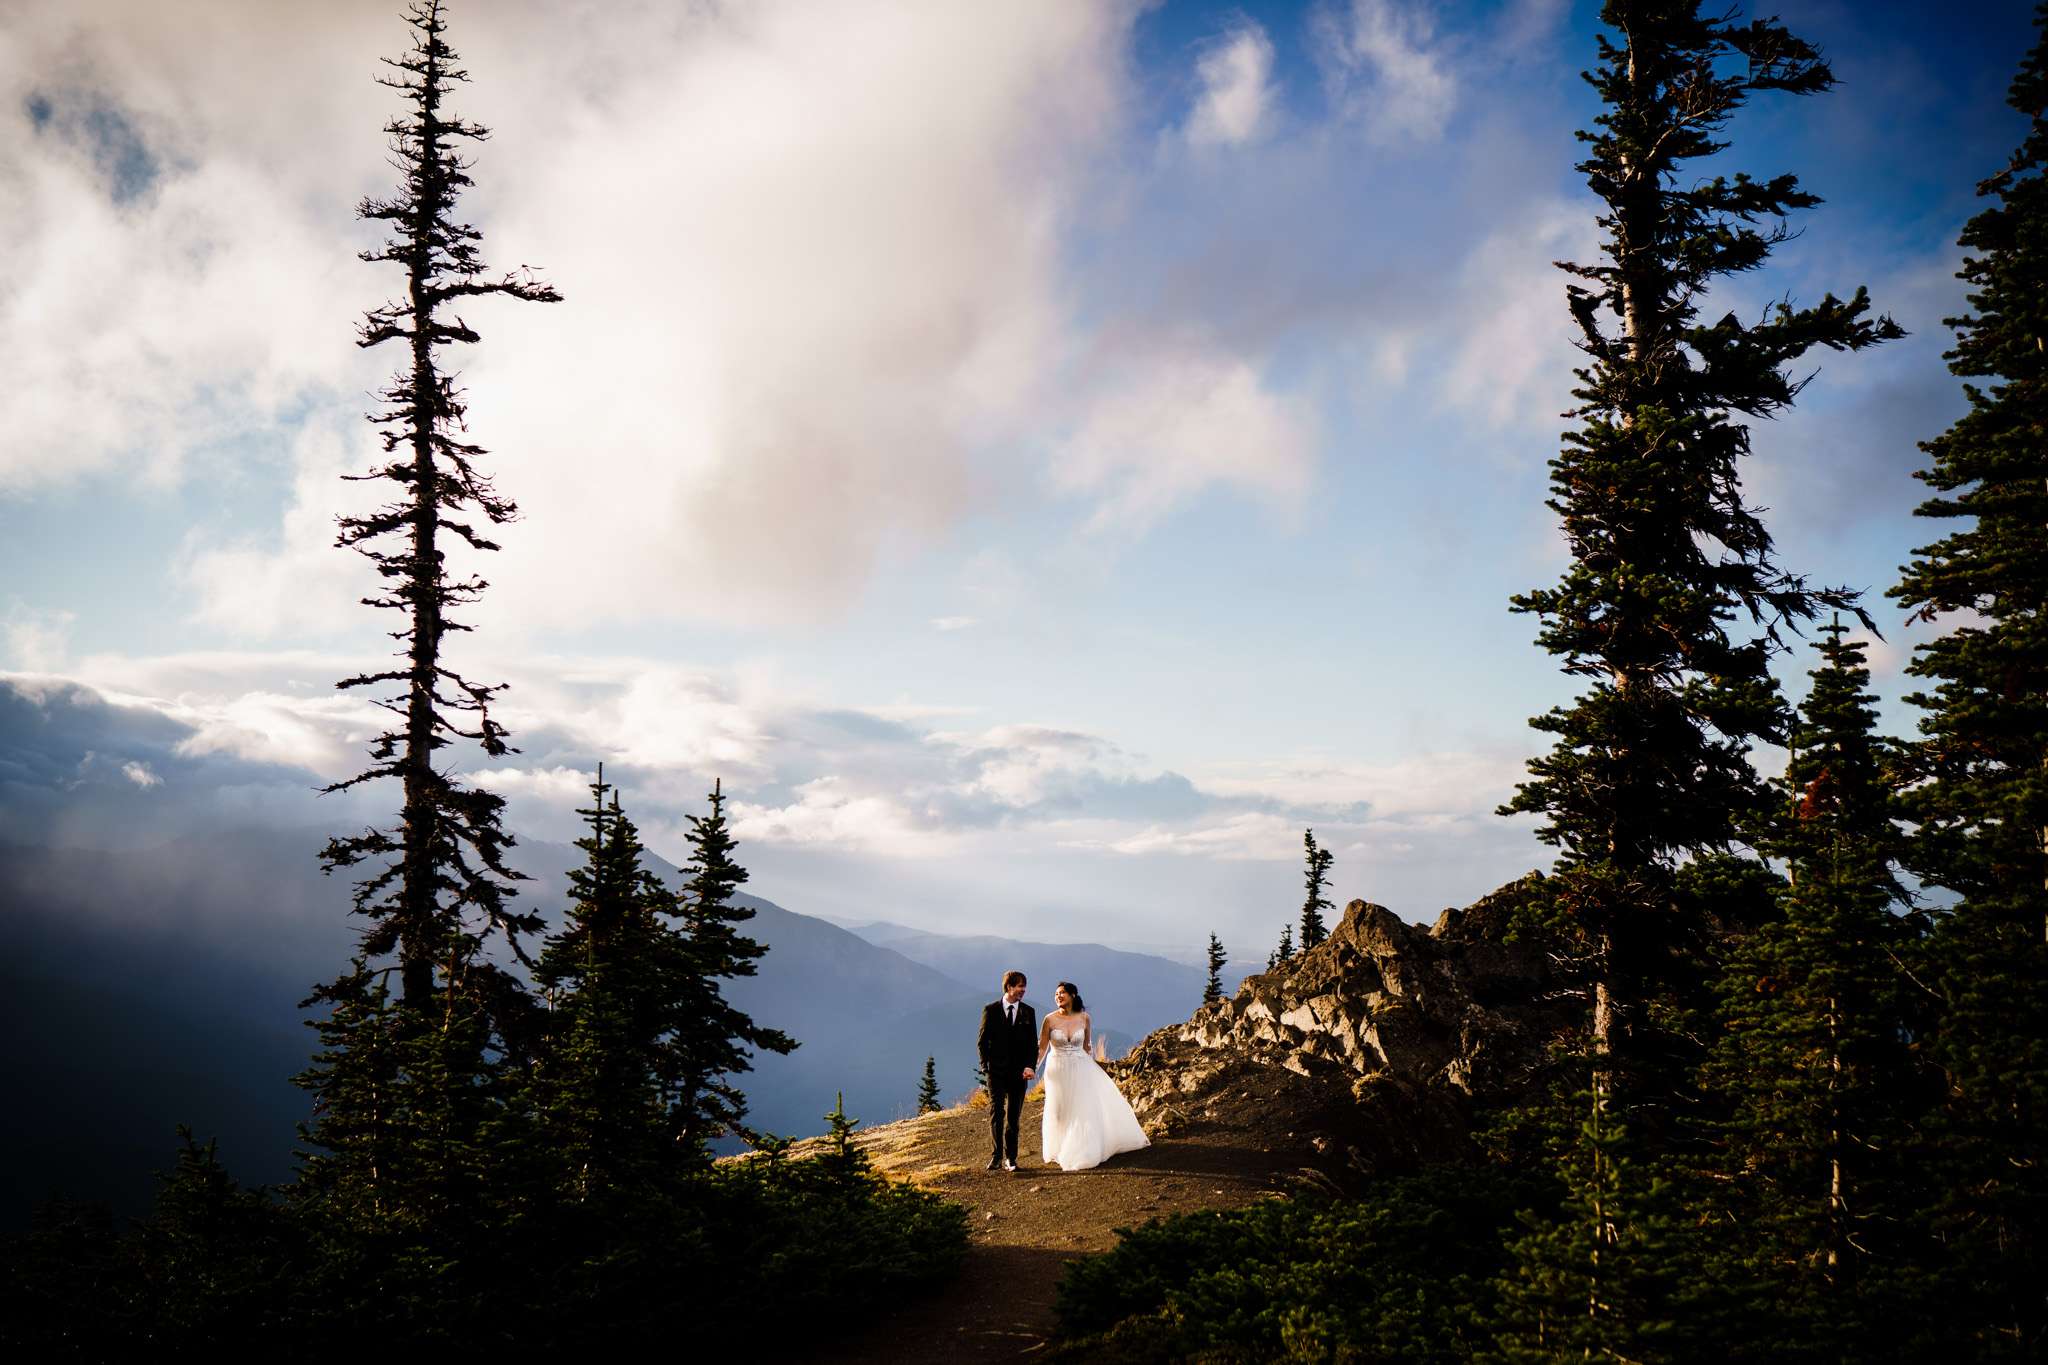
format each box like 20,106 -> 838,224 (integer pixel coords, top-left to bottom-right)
1109,873 -> 1568,1176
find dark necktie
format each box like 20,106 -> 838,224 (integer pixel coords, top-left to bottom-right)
1006,1004 -> 1015,1026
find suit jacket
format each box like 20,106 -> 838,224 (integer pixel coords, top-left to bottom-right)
978,999 -> 1037,1086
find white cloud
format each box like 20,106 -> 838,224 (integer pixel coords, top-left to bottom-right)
1089,810 -> 1305,861
46,649 -> 1547,872
469,764 -> 606,805
1194,750 -> 1530,819
1318,0 -> 1457,144
1441,197 -> 1598,432
930,616 -> 979,632
729,776 -> 945,857
940,723 -> 1135,809
3,603 -> 75,671
7,657 -> 1555,936
168,688 -> 374,775
1186,24 -> 1276,148
0,3 -> 387,491
3,1 -> 1173,634
189,0 -> 1140,634
180,417 -> 382,638
119,759 -> 160,788
1052,342 -> 1314,533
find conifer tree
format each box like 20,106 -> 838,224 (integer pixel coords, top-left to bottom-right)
1704,623 -> 1921,1340
130,1127 -> 299,1350
816,1092 -> 875,1190
1495,1116 -> 1693,1364
1503,0 -> 1898,1131
1889,8 -> 2048,1346
663,779 -> 797,1152
1203,932 -> 1227,1005
526,770 -> 679,1204
291,960 -> 401,1226
1268,923 -> 1294,971
917,1058 -> 941,1114
318,0 -> 562,1021
1497,2 -> 1898,1350
289,952 -> 502,1269
1299,829 -> 1334,950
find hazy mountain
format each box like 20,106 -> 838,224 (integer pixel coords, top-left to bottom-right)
841,922 -> 1219,1057
2,824 -> 1207,1229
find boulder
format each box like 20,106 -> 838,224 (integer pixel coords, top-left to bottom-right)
1110,873 -> 1568,1176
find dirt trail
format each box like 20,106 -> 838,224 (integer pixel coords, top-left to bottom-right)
764,1090 -> 1301,1363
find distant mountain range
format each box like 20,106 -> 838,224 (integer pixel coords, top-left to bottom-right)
0,825 -> 1224,1229
841,920 -> 1216,1058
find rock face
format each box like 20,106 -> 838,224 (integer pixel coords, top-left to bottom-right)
1110,875 -> 1571,1175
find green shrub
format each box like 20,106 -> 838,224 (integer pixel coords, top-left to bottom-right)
1055,1167 -> 1541,1363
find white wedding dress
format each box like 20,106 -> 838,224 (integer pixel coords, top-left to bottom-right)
1040,1022 -> 1150,1171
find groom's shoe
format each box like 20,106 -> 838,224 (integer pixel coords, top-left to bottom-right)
986,1156 -> 1002,1171
1003,1159 -> 1018,1172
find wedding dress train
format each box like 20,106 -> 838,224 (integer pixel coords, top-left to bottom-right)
1040,1025 -> 1149,1171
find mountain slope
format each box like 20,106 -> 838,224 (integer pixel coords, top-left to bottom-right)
1,827 -> 1210,1228
842,925 -> 1213,1057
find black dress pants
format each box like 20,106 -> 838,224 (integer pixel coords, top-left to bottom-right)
989,1076 -> 1026,1162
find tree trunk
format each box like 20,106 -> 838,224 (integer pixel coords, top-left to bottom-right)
1826,994 -> 1843,1281
400,47 -> 446,1014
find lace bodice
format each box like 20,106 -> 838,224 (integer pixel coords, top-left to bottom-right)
1050,1024 -> 1087,1053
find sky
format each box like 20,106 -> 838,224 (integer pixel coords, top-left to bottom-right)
0,0 -> 2036,960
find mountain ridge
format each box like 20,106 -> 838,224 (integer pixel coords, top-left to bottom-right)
1,823 -> 1213,1228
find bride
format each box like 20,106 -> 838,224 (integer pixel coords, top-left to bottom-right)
1035,981 -> 1150,1171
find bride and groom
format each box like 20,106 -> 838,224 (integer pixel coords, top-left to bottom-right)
977,970 -> 1149,1173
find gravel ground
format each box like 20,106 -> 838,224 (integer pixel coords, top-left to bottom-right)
761,1088 -> 1309,1362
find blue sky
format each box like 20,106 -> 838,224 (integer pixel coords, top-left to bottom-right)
0,0 -> 2035,961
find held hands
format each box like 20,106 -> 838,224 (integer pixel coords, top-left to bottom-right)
1022,1067 -> 1034,1080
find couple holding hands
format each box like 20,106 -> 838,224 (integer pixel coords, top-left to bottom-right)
976,970 -> 1149,1173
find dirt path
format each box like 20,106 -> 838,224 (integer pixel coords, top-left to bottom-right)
763,1090 -> 1300,1363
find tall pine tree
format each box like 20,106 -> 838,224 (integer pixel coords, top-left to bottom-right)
917,1058 -> 941,1115
1505,0 -> 1900,1118
1497,2 -> 1898,1353
663,779 -> 796,1153
1889,8 -> 2048,1349
1299,829 -> 1334,950
525,771 -> 679,1205
1204,932 -> 1227,1005
317,0 -> 562,1022
1703,623 -> 1922,1348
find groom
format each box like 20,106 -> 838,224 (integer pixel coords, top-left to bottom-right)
977,970 -> 1035,1172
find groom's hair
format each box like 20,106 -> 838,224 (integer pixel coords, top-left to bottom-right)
1002,970 -> 1026,988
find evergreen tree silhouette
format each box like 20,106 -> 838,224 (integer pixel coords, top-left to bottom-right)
816,1092 -> 875,1189
291,959 -> 401,1226
1494,1110 -> 1692,1364
289,952 -> 502,1262
317,0 -> 562,1023
1889,8 -> 2048,1345
130,1127 -> 298,1350
526,769 -> 679,1204
1204,933 -> 1227,1005
1496,1 -> 1898,1350
664,779 -> 797,1153
1702,623 -> 1925,1346
1268,923 -> 1294,971
1299,829 -> 1334,950
917,1058 -> 941,1114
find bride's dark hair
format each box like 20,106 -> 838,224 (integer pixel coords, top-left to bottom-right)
1057,981 -> 1084,1011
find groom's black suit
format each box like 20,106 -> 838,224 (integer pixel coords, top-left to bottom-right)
978,997 -> 1037,1166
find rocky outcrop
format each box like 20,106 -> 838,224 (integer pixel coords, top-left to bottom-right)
1110,874 -> 1570,1175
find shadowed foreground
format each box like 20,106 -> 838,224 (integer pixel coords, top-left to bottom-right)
760,1089 -> 1300,1362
